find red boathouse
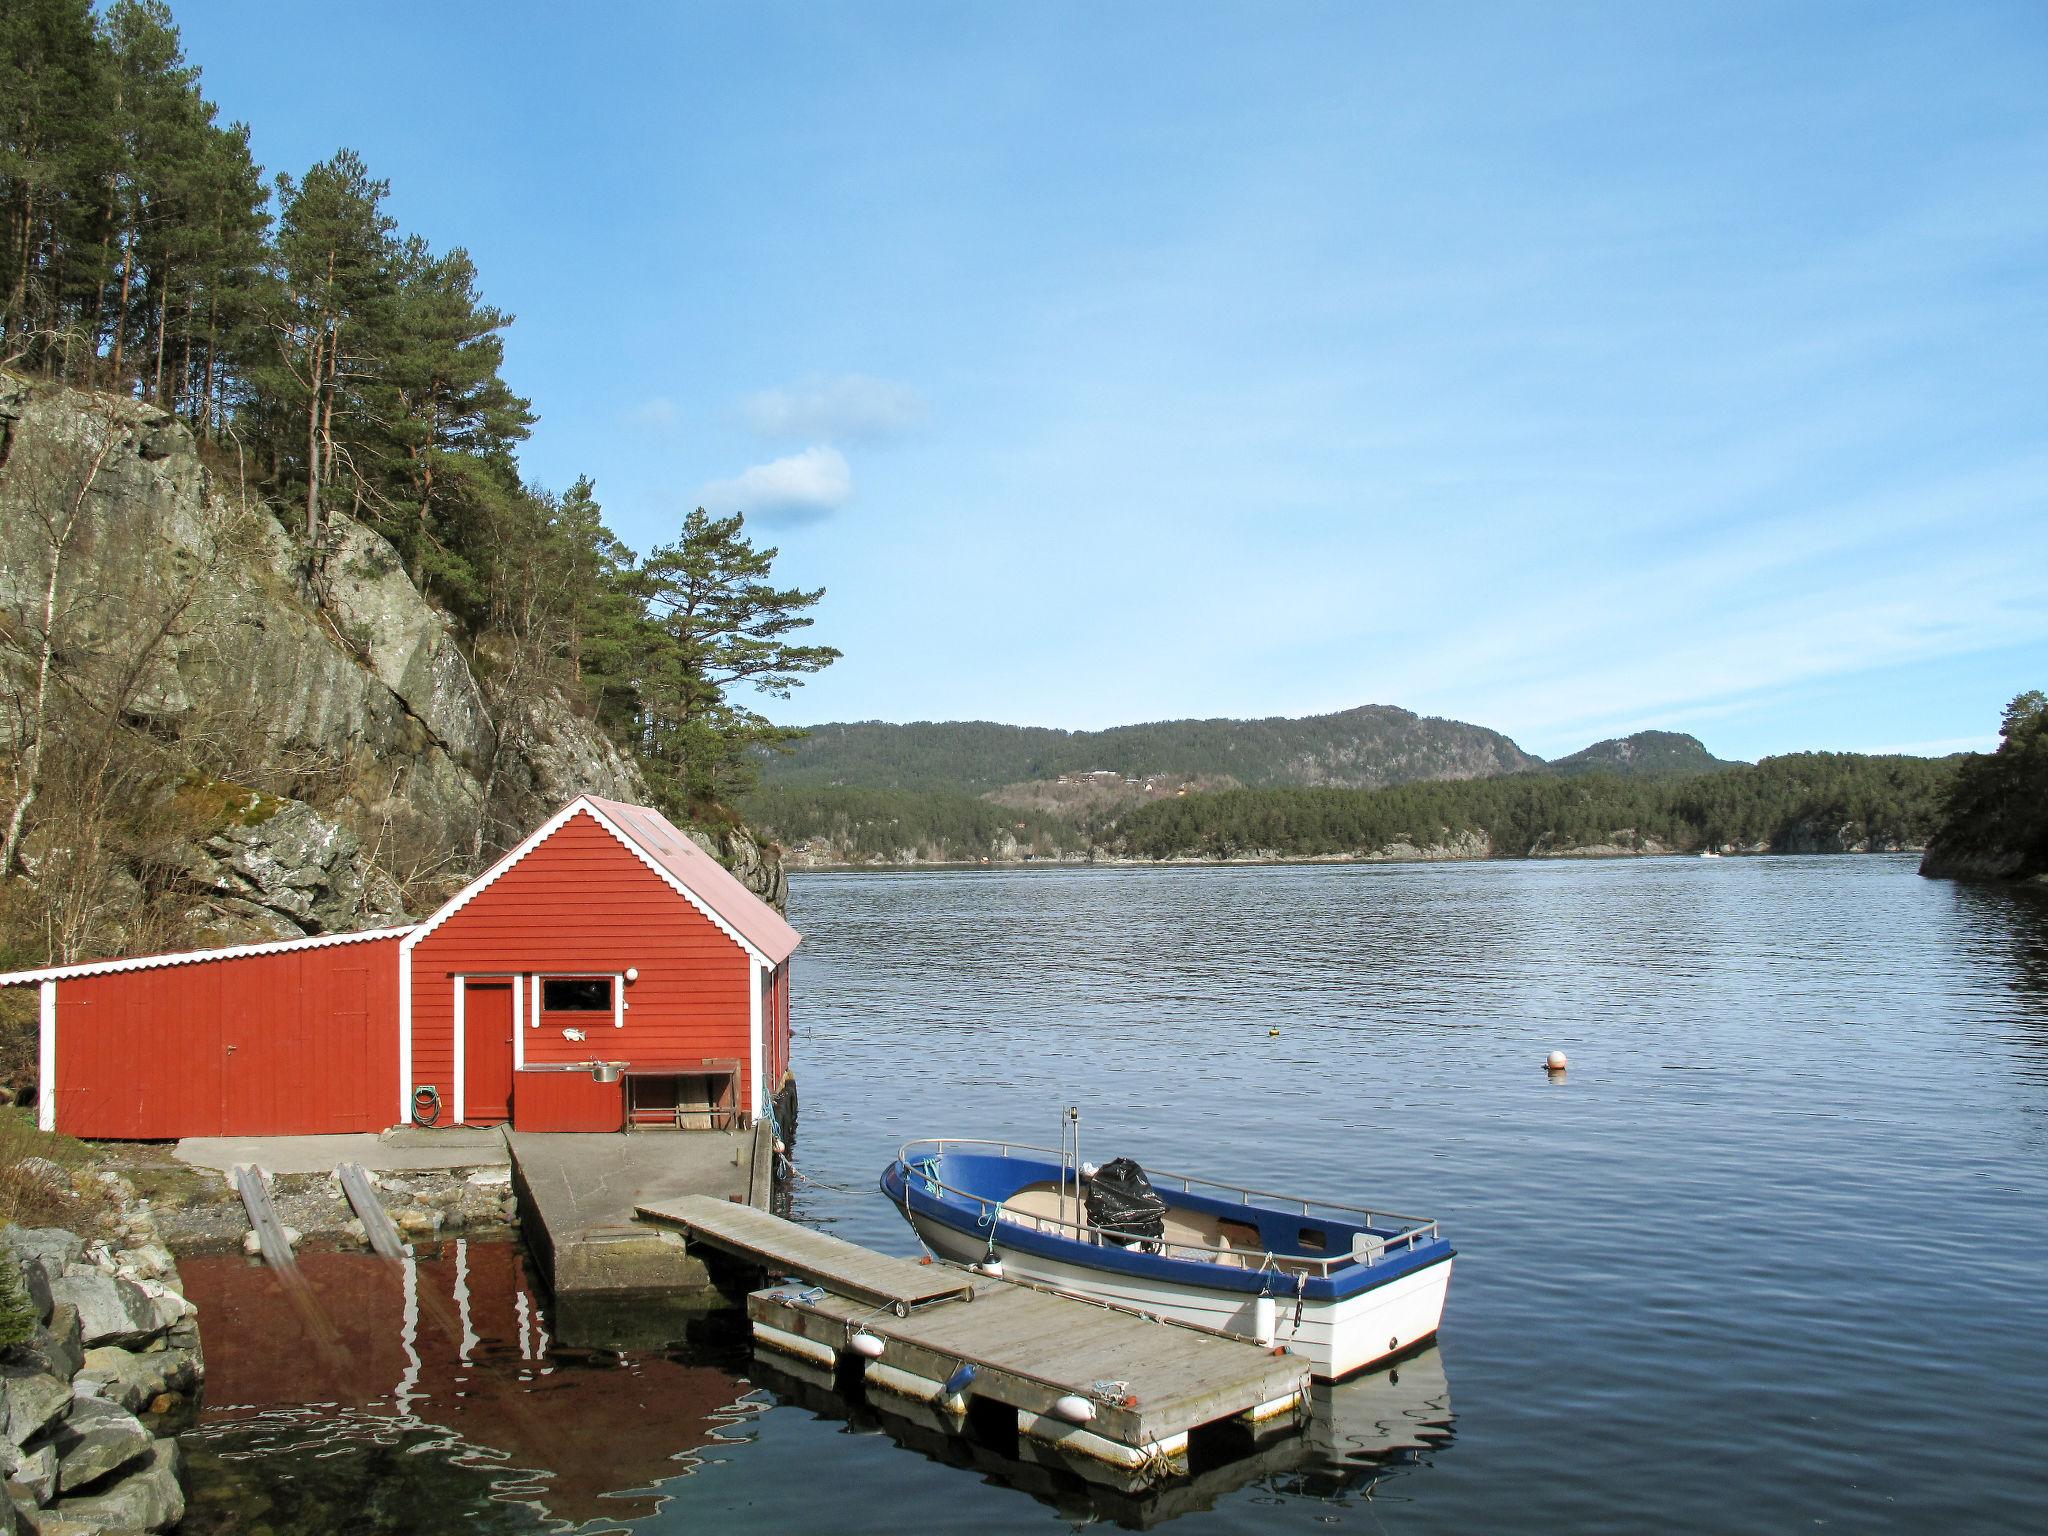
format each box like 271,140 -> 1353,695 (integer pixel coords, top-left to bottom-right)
0,796 -> 800,1139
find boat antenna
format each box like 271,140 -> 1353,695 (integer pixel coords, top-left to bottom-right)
1063,1105 -> 1081,1231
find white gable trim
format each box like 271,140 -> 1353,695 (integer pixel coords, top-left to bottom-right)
577,802 -> 771,970
0,924 -> 415,989
396,797 -> 767,1113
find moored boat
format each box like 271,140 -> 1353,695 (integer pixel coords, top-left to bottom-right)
880,1137 -> 1453,1380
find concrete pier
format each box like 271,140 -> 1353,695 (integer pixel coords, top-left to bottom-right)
508,1123 -> 771,1299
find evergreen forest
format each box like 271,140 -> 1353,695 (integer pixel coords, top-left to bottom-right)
1922,692 -> 2048,880
746,752 -> 1964,864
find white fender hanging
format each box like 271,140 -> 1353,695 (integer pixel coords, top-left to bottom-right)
1051,1394 -> 1097,1424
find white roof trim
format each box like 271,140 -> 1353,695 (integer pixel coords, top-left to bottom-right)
399,797 -> 769,968
0,924 -> 416,988
580,800 -> 771,969
400,796 -> 588,959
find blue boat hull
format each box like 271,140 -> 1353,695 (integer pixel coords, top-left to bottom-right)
881,1152 -> 1453,1379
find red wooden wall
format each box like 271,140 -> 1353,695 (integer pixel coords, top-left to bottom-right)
410,810 -> 755,1118
511,1070 -> 623,1132
54,936 -> 402,1138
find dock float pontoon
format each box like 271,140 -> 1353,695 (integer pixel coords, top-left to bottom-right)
639,1194 -> 1311,1484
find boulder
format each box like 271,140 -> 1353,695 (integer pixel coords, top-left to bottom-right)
50,1397 -> 152,1494
0,1367 -> 70,1449
14,1262 -> 51,1328
181,798 -> 403,936
7,1439 -> 55,1505
4,1231 -> 81,1320
17,1306 -> 83,1384
129,1282 -> 189,1335
1,1232 -> 83,1277
110,1248 -> 173,1286
45,1276 -> 158,1350
73,1348 -> 197,1414
54,1437 -> 182,1532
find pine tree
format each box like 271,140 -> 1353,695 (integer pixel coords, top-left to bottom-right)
384,238 -> 533,592
637,509 -> 839,811
265,149 -> 397,547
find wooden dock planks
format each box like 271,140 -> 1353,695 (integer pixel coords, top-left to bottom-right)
756,1281 -> 1307,1450
641,1195 -> 1308,1470
636,1194 -> 974,1311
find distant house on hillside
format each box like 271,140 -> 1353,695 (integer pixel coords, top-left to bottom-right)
0,797 -> 799,1139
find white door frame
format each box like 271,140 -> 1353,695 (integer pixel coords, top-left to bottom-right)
453,975 -> 523,1124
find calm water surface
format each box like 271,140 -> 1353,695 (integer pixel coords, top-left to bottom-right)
181,857 -> 2048,1532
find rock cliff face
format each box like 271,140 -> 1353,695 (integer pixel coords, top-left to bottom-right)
0,381 -> 783,943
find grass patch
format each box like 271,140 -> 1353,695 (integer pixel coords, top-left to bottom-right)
173,773 -> 283,832
0,1108 -> 108,1229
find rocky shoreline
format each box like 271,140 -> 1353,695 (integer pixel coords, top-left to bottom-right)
4,1226 -> 199,1534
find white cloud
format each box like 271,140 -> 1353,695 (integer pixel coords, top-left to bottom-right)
699,446 -> 853,524
740,374 -> 928,442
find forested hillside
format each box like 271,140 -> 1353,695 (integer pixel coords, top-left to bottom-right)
1920,693 -> 2048,881
1110,753 -> 1958,861
740,788 -> 1091,865
762,705 -> 1541,792
1550,730 -> 1736,778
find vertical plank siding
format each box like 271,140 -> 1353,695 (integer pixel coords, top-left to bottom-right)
510,1071 -> 624,1132
54,937 -> 402,1138
411,811 -> 756,1117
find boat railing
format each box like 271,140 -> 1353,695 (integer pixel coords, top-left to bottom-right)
896,1137 -> 1441,1275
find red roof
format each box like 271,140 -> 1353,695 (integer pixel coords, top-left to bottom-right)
583,797 -> 802,966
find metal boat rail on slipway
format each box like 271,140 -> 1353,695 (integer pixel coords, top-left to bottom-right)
893,1137 -> 1442,1278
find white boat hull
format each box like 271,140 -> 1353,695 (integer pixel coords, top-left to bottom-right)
910,1212 -> 1452,1380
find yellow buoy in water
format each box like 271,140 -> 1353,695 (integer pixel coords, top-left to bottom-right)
1268,1028 -> 1280,1037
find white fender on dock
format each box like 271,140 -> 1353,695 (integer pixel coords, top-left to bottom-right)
848,1330 -> 885,1358
1051,1394 -> 1097,1424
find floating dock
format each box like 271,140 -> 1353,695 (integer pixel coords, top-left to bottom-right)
638,1194 -> 1311,1483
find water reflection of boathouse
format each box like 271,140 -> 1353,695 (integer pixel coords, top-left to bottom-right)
184,1240 -> 757,1527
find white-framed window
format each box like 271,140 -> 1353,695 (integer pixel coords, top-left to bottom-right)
531,973 -> 626,1028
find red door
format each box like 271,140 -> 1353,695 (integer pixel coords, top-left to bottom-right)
463,983 -> 515,1123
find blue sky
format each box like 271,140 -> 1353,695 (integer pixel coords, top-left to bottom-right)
173,2 -> 2046,760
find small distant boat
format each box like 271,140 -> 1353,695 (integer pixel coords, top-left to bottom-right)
880,1136 -> 1454,1380
1699,850 -> 1722,859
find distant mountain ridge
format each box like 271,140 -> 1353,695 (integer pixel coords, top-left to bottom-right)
1550,730 -> 1738,778
758,708 -> 1735,795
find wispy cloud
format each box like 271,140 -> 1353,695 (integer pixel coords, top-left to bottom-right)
739,374 -> 929,443
699,446 -> 853,525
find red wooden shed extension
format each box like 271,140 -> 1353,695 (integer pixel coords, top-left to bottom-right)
2,796 -> 800,1139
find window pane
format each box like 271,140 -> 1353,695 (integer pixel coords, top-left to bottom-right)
542,977 -> 613,1012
